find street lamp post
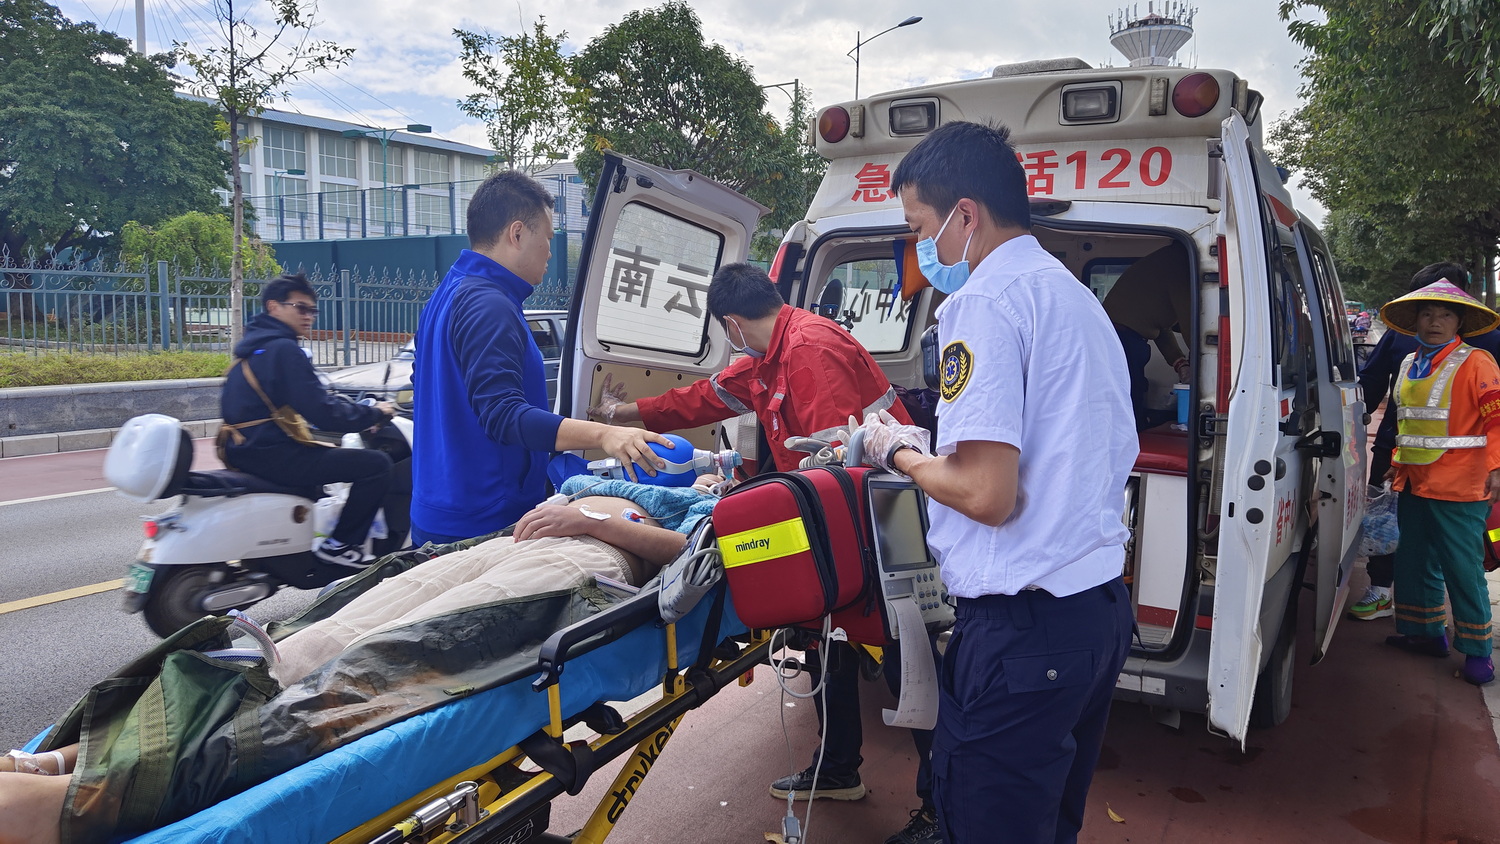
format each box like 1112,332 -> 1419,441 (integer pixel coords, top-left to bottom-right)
342,124 -> 432,236
847,16 -> 922,99
270,168 -> 305,241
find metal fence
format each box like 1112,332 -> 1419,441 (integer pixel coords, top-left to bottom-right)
0,252 -> 573,366
245,173 -> 591,242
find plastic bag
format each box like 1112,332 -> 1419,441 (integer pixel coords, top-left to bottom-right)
1358,483 -> 1399,558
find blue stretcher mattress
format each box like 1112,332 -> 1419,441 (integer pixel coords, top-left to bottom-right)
25,594 -> 744,844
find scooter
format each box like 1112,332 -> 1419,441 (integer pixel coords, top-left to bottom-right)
103,411 -> 413,637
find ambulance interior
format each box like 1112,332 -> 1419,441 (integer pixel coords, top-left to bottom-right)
801,224 -> 1199,654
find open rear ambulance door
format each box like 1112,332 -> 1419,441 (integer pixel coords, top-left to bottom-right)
559,153 -> 768,453
1296,223 -> 1367,662
1208,112 -> 1280,745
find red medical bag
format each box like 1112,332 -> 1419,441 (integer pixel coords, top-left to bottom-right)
713,466 -> 891,643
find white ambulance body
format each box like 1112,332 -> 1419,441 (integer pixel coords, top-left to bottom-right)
559,60 -> 1365,746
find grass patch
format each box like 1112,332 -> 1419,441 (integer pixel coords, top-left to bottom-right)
0,351 -> 230,388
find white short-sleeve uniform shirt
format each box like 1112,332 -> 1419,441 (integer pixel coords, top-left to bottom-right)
929,234 -> 1138,598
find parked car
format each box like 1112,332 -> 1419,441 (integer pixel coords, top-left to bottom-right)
325,309 -> 568,407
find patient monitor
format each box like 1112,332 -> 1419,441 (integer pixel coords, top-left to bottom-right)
866,477 -> 954,638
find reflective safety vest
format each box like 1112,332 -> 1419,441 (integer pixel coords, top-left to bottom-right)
1395,345 -> 1487,465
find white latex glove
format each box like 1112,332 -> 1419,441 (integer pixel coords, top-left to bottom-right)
586,373 -> 630,424
857,410 -> 931,477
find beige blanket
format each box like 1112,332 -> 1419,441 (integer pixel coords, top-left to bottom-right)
273,534 -> 634,685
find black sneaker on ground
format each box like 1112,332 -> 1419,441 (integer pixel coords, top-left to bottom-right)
313,538 -> 371,568
885,806 -> 941,844
767,764 -> 866,801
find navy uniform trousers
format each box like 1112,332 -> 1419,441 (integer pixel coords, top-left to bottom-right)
933,577 -> 1132,844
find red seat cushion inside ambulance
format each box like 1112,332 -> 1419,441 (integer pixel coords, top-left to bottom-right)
1135,424 -> 1188,475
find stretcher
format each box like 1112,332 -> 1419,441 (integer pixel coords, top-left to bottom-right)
29,527 -> 763,844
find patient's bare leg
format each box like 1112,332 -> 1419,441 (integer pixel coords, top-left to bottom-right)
0,771 -> 68,844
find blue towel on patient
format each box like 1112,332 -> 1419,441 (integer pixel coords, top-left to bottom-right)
558,475 -> 718,535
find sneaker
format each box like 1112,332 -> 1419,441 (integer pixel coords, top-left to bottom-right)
767,765 -> 866,801
885,806 -> 941,844
1347,585 -> 1394,621
1385,633 -> 1451,658
313,538 -> 371,568
1463,656 -> 1496,686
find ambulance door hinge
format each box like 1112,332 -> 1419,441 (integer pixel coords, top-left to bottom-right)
1198,414 -> 1228,439
611,167 -> 629,194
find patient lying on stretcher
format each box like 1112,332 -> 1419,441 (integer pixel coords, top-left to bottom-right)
0,475 -> 725,844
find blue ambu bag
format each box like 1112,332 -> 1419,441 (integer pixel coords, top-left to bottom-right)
1358,483 -> 1399,557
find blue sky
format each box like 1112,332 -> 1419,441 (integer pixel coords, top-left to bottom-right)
54,0 -> 1325,219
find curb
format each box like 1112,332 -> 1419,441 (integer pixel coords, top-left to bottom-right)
0,420 -> 222,459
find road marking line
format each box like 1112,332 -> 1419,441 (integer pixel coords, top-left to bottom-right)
0,579 -> 123,615
0,487 -> 116,507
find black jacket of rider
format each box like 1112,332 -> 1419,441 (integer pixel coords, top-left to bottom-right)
221,313 -> 384,464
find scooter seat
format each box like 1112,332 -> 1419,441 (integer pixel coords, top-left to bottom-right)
178,470 -> 325,501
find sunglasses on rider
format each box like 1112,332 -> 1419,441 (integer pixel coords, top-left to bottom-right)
277,301 -> 319,316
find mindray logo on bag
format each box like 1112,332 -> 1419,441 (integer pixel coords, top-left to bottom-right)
735,537 -> 771,554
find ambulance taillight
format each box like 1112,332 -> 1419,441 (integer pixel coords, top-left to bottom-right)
1172,72 -> 1221,118
819,107 -> 851,143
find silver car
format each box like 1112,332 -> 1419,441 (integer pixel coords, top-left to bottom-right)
324,309 -> 568,406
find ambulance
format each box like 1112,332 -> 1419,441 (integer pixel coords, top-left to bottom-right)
559,57 -> 1366,746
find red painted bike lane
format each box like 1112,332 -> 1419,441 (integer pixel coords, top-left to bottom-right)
0,439 -> 221,503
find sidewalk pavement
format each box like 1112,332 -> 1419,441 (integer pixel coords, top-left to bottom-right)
1488,566 -> 1500,745
0,419 -> 221,458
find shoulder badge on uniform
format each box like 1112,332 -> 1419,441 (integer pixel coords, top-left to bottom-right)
940,341 -> 974,402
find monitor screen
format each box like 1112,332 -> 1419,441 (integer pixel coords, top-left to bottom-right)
869,483 -> 933,573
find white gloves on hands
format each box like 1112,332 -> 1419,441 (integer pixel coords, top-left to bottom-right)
856,410 -> 931,477
587,373 -> 629,424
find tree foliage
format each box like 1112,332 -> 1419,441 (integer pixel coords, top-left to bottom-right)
175,0 -> 351,345
0,0 -> 227,262
455,19 -> 582,174
1412,0 -> 1500,105
1274,0 -> 1500,307
571,1 -> 823,236
121,211 -> 281,284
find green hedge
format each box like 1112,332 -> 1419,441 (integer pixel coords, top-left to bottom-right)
0,351 -> 230,388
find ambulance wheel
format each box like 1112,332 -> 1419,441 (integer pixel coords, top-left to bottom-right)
1249,599 -> 1297,729
141,564 -> 230,638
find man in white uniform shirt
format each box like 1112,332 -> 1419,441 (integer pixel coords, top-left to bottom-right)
857,121 -> 1138,844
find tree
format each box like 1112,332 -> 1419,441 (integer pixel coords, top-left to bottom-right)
1274,0 -> 1500,307
0,0 -> 226,264
751,83 -> 828,260
570,2 -> 788,210
175,0 -> 351,346
455,19 -> 582,174
121,211 -> 281,284
1412,0 -> 1500,105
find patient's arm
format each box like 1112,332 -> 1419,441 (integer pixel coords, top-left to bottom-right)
514,498 -> 687,568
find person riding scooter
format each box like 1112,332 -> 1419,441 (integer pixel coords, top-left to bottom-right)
219,273 -> 395,567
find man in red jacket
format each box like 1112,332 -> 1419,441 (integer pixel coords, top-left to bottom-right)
594,263 -> 931,830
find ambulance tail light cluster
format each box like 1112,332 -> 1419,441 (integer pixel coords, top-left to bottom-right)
819,105 -> 866,143
1172,72 -> 1221,118
1059,81 -> 1121,125
889,98 -> 938,135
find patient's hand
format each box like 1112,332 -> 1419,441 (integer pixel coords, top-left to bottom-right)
514,504 -> 600,541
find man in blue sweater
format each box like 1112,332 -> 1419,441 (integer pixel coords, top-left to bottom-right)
411,171 -> 670,545
1352,261 -> 1500,620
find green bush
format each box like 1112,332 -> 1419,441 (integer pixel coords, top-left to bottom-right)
0,351 -> 230,388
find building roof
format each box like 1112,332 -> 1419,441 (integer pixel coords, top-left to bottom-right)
178,93 -> 497,158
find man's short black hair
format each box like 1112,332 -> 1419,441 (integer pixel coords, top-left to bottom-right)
467,170 -> 554,249
1410,261 -> 1469,292
262,272 -> 316,307
707,263 -> 784,324
891,121 -> 1030,230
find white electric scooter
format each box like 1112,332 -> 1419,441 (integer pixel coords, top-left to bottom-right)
103,411 -> 413,637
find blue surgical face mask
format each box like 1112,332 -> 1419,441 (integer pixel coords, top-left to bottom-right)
726,317 -> 764,359
915,205 -> 974,294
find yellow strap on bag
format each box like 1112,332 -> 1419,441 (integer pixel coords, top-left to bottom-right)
717,518 -> 812,569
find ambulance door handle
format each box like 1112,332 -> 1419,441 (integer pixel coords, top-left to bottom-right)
1295,429 -> 1341,459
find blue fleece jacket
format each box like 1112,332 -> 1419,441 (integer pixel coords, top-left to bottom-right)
411,250 -> 563,539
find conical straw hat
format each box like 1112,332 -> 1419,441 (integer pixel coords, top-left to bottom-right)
1379,280 -> 1500,337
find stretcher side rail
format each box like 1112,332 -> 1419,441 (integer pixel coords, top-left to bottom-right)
533,585 -> 666,691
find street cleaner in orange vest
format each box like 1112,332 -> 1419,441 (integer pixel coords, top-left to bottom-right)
1380,280 -> 1500,686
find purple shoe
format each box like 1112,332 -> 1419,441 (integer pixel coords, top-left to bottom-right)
1385,633 -> 1451,657
1463,656 -> 1495,686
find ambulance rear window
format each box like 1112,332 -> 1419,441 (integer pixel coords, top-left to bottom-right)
817,257 -> 913,353
1084,258 -> 1136,301
594,202 -> 723,356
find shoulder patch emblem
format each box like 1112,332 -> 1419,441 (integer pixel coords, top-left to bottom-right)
940,341 -> 974,402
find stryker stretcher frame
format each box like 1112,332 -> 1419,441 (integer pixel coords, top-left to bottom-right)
107,525 -> 767,844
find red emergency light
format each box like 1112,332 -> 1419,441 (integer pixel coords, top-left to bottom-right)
819,107 -> 851,143
1172,72 -> 1221,118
